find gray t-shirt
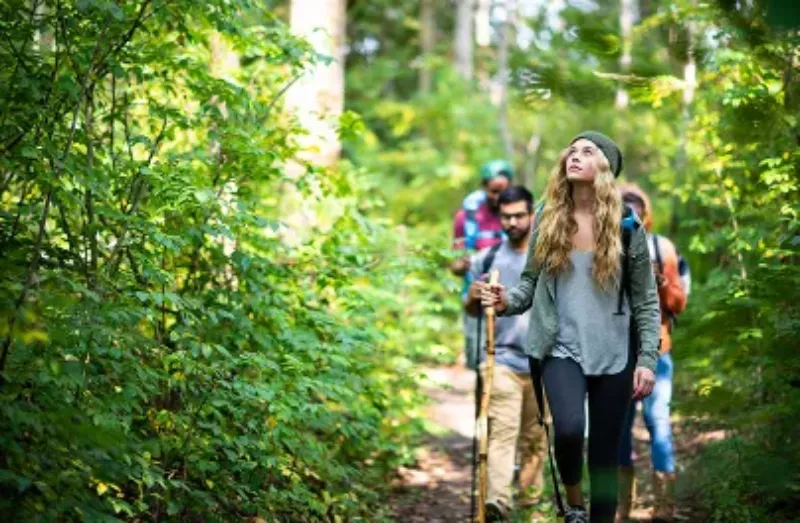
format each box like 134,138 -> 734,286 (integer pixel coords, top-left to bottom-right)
552,250 -> 631,375
468,241 -> 531,374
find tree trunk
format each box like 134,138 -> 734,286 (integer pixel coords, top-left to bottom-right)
475,0 -> 491,47
497,0 -> 514,162
615,0 -> 636,109
474,0 -> 493,88
454,0 -> 474,81
669,19 -> 697,236
209,32 -> 240,287
286,0 -> 347,167
420,0 -> 436,94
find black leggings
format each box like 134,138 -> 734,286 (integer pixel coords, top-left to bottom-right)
538,356 -> 634,522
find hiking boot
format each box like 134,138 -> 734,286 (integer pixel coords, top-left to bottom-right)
485,500 -> 509,522
615,465 -> 636,521
564,505 -> 588,523
652,471 -> 676,522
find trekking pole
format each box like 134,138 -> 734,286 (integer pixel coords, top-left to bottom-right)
469,363 -> 482,522
476,269 -> 500,523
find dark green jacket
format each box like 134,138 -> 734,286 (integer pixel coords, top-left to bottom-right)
502,215 -> 660,372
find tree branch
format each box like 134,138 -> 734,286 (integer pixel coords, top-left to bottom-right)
111,70 -> 117,173
126,247 -> 148,287
265,74 -> 302,120
0,169 -> 14,197
3,178 -> 34,246
0,22 -> 108,378
53,192 -> 85,271
106,114 -> 169,275
122,91 -> 136,166
95,0 -> 153,76
1,0 -> 152,155
84,88 -> 98,286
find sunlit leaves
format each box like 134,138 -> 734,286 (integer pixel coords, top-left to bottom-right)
0,1 -> 420,521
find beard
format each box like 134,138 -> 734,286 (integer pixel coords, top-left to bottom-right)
505,227 -> 527,243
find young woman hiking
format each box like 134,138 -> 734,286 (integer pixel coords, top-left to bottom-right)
481,131 -> 661,523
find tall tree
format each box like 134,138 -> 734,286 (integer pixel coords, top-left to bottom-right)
669,17 -> 697,235
286,0 -> 347,166
474,0 -> 493,86
615,0 -> 636,109
496,0 -> 514,162
475,0 -> 492,48
454,0 -> 474,81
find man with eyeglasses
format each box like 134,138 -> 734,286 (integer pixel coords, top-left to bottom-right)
465,186 -> 547,521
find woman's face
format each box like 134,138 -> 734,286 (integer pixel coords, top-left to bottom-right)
484,176 -> 510,210
565,139 -> 602,183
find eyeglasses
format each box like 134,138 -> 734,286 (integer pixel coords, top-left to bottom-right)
500,212 -> 529,222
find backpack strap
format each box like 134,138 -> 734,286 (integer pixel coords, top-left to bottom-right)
652,234 -> 664,276
616,206 -> 637,316
482,242 -> 502,275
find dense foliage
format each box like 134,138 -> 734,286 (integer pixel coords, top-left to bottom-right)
670,14 -> 800,520
1,0 -> 797,521
0,1 -> 423,520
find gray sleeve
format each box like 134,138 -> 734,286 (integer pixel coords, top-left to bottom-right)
629,226 -> 661,372
503,232 -> 539,316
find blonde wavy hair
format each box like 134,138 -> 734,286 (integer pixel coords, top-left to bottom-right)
534,146 -> 623,288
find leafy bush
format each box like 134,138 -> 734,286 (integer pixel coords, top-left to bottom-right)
671,14 -> 799,521
0,1 -> 423,519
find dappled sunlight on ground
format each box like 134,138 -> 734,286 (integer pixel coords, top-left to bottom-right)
391,365 -> 727,522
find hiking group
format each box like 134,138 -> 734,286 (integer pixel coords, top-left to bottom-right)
451,131 -> 689,523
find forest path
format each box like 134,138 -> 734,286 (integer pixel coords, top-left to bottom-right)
388,365 -> 723,522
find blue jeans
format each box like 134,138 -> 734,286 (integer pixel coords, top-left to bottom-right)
618,353 -> 675,473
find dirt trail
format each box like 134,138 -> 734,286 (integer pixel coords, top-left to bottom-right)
389,365 -> 721,522
390,366 -> 477,523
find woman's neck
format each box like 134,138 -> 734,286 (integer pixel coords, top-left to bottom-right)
571,183 -> 596,252
571,182 -> 595,214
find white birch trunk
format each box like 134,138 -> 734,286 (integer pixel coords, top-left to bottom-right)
615,0 -> 635,109
420,0 -> 436,94
496,0 -> 514,162
286,0 -> 347,167
454,0 -> 474,81
669,19 -> 697,235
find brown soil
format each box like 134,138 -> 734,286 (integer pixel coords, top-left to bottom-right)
389,365 -> 722,523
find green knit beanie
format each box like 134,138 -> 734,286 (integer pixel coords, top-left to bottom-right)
479,159 -> 514,182
570,131 -> 623,178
